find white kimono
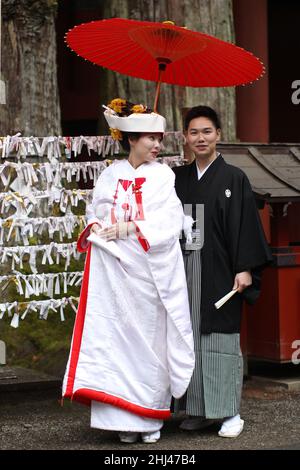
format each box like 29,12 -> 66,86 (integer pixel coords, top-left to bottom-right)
62,159 -> 195,432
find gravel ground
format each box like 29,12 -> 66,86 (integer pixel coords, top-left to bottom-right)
1,379 -> 300,451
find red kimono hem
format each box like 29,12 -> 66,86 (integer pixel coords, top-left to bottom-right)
64,388 -> 171,420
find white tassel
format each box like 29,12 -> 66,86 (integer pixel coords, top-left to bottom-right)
10,313 -> 19,328
47,275 -> 54,298
54,275 -> 60,295
39,303 -> 48,320
60,301 -> 65,322
21,305 -> 30,320
0,305 -> 6,319
16,276 -> 24,295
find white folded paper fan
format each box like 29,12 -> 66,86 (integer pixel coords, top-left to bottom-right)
214,289 -> 238,309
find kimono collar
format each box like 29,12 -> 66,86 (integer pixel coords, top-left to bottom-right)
190,153 -> 224,180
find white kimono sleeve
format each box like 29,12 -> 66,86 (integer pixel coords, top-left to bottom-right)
85,167 -> 112,227
134,167 -> 184,252
77,167 -> 111,252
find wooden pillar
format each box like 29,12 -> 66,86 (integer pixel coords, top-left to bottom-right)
233,0 -> 269,142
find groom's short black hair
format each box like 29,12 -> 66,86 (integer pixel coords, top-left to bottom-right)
184,106 -> 221,131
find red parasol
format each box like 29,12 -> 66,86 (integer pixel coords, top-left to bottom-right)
66,18 -> 264,111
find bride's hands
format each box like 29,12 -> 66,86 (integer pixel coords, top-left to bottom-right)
90,223 -> 102,235
95,221 -> 136,241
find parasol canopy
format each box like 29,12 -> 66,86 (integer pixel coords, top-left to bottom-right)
66,18 -> 265,110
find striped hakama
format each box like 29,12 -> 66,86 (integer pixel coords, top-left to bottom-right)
175,250 -> 243,419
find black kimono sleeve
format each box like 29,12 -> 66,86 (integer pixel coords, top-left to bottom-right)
225,171 -> 273,304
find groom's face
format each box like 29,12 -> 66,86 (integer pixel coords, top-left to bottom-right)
186,117 -> 221,160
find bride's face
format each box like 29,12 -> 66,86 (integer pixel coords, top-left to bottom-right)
129,133 -> 163,163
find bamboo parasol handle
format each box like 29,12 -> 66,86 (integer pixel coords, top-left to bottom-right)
153,63 -> 167,113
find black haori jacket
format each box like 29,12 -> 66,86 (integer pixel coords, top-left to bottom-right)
173,155 -> 273,334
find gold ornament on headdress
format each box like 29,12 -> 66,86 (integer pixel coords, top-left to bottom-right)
131,104 -> 147,114
108,98 -> 126,114
109,128 -> 122,141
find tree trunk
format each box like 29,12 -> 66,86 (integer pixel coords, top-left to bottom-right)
100,0 -> 236,141
0,0 -> 61,136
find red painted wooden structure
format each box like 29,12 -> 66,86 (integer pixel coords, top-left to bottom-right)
220,144 -> 300,363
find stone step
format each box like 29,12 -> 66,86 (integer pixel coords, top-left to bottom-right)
0,366 -> 61,393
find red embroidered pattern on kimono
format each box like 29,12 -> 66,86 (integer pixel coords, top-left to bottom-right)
111,178 -> 150,251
